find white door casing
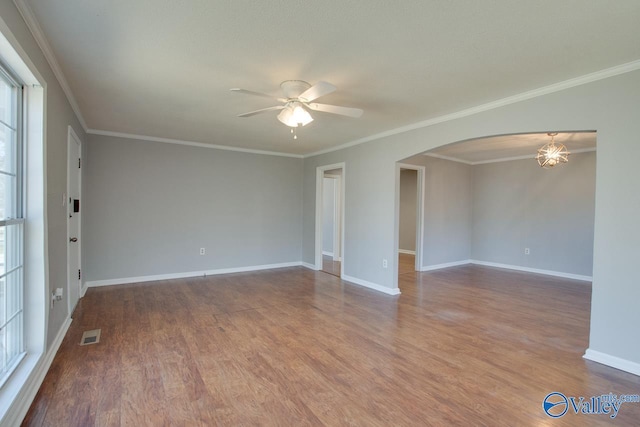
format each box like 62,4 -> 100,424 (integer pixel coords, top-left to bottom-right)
325,174 -> 342,261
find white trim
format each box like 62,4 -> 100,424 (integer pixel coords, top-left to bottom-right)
14,0 -> 88,131
470,260 -> 592,282
418,259 -> 593,281
398,249 -> 416,255
304,60 -> 640,159
0,25 -> 50,424
87,129 -> 304,158
322,251 -> 334,257
0,316 -> 71,426
421,260 -> 471,271
85,262 -> 303,288
583,349 -> 640,377
80,282 -> 88,297
426,147 -> 597,166
301,262 -> 317,270
326,174 -> 342,262
341,274 -> 401,296
0,18 -> 44,86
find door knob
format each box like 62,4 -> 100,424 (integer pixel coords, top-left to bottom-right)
69,237 -> 78,242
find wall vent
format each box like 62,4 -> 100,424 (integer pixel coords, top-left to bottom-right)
80,329 -> 101,346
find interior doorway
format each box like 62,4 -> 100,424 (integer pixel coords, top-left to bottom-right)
397,163 -> 424,277
315,163 -> 345,277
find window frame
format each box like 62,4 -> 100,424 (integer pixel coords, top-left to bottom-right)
0,60 -> 25,388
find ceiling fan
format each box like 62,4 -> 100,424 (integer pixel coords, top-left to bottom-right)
231,80 -> 363,130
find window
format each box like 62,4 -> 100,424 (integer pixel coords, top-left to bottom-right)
0,62 -> 24,385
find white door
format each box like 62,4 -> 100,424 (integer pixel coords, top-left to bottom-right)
67,127 -> 82,313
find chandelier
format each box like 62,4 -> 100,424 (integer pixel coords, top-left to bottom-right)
536,133 -> 570,168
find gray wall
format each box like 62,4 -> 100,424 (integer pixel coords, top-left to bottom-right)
84,134 -> 303,281
399,152 -> 595,276
472,152 -> 596,276
302,69 -> 640,367
322,177 -> 335,254
401,155 -> 473,267
0,1 -> 87,348
399,169 -> 417,252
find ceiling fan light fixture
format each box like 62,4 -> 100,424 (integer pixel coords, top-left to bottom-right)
233,80 -> 361,133
277,107 -> 296,127
277,102 -> 313,127
292,103 -> 313,126
536,133 -> 569,168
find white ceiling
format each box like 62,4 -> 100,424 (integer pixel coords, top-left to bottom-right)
423,132 -> 596,164
21,0 -> 640,156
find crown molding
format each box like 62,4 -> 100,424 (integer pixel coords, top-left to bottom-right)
424,147 -> 597,166
303,59 -> 640,158
13,0 -> 88,131
87,129 -> 304,158
422,153 -> 473,165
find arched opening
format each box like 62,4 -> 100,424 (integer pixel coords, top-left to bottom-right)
395,131 -> 596,289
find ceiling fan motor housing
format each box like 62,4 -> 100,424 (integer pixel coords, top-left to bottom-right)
281,80 -> 311,100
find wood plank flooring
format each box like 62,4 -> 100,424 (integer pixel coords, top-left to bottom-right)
23,265 -> 640,426
398,253 -> 415,275
321,255 -> 340,277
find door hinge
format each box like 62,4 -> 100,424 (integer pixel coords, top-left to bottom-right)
78,158 -> 81,168
78,269 -> 81,280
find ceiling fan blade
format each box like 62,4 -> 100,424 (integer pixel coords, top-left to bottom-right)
307,103 -> 363,118
230,88 -> 286,103
298,81 -> 336,102
237,105 -> 284,117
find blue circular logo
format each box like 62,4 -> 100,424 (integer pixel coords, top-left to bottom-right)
543,392 -> 568,418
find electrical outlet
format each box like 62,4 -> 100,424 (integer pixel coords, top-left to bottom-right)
199,248 -> 206,255
524,248 -> 530,255
51,288 -> 63,308
382,259 -> 388,268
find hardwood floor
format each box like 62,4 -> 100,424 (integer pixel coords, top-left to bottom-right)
23,266 -> 640,426
398,253 -> 415,275
321,255 -> 340,277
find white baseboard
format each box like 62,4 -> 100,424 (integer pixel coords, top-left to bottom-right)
341,274 -> 401,295
583,349 -> 640,377
85,261 -> 303,288
301,262 -> 318,270
421,259 -> 471,271
322,251 -> 334,257
470,260 -> 592,282
398,249 -> 416,255
80,281 -> 88,297
1,316 -> 72,426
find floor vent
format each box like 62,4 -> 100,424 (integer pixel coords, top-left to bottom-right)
80,329 -> 101,346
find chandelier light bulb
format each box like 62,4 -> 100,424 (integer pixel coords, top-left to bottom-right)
536,133 -> 570,169
292,103 -> 313,126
